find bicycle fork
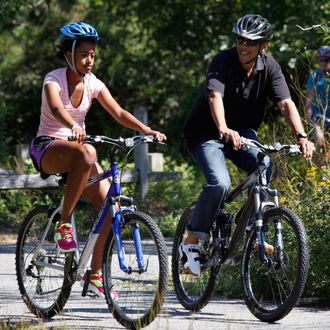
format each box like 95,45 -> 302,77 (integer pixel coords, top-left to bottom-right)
112,205 -> 147,274
254,185 -> 283,264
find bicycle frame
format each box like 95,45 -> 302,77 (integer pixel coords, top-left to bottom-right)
32,145 -> 147,277
222,154 -> 279,265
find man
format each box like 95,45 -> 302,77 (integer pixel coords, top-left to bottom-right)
181,14 -> 314,276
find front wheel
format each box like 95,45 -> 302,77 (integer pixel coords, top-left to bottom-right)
15,206 -> 73,319
241,207 -> 309,322
102,210 -> 168,329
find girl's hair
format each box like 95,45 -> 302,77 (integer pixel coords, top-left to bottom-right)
56,37 -> 97,61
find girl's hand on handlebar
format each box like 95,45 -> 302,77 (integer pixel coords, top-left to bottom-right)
144,127 -> 167,142
220,128 -> 241,150
71,124 -> 86,143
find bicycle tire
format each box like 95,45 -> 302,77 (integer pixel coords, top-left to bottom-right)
102,210 -> 168,329
241,207 -> 309,322
15,205 -> 73,319
171,203 -> 221,311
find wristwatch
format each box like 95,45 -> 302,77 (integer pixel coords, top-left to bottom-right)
296,131 -> 308,140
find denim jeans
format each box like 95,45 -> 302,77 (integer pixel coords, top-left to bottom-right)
187,129 -> 270,241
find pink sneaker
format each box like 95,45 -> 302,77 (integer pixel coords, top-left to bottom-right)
80,273 -> 119,300
54,222 -> 77,252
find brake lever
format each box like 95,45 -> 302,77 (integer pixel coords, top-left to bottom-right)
289,144 -> 302,156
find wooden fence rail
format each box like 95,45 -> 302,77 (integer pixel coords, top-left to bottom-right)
0,168 -> 136,190
0,168 -> 180,190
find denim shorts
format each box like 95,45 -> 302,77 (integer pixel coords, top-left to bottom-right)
29,136 -> 58,172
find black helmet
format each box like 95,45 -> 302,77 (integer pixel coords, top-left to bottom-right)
232,14 -> 273,41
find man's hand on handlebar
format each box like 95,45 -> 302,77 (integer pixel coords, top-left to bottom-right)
220,128 -> 241,150
298,138 -> 314,160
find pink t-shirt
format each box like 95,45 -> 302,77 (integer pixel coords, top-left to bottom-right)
37,67 -> 106,139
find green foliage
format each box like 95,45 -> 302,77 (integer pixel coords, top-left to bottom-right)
0,189 -> 53,233
280,166 -> 330,302
1,0 -> 329,158
211,264 -> 242,298
144,160 -> 204,227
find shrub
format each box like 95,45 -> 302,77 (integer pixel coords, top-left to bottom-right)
281,166 -> 330,303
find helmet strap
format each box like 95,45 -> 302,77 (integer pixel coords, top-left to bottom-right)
243,55 -> 258,65
64,39 -> 85,77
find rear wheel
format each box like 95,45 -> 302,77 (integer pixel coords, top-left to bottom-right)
241,207 -> 309,322
102,210 -> 168,329
171,203 -> 221,311
16,206 -> 74,318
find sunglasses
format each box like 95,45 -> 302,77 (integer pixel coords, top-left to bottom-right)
318,58 -> 330,63
236,36 -> 259,47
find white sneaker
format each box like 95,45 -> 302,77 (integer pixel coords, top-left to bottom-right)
179,242 -> 201,276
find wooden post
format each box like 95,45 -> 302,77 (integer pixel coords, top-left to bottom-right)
134,107 -> 148,202
16,143 -> 29,173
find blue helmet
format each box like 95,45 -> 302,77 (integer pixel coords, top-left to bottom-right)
317,46 -> 330,59
59,22 -> 100,41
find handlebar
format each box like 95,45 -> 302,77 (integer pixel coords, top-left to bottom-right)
68,134 -> 164,149
240,137 -> 302,156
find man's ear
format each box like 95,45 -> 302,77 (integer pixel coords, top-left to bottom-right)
261,42 -> 269,52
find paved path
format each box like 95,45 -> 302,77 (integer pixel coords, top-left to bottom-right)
1,241 -> 329,329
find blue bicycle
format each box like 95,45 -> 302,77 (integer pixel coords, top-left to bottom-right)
15,135 -> 168,329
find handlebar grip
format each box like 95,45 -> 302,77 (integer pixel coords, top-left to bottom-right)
144,135 -> 166,144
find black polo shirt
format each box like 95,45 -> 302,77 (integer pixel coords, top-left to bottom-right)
184,47 -> 291,149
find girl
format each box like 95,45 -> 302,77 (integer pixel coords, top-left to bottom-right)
29,22 -> 166,297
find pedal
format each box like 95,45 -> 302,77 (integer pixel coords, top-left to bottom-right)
81,269 -> 91,297
86,290 -> 98,299
223,254 -> 241,266
52,212 -> 61,224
